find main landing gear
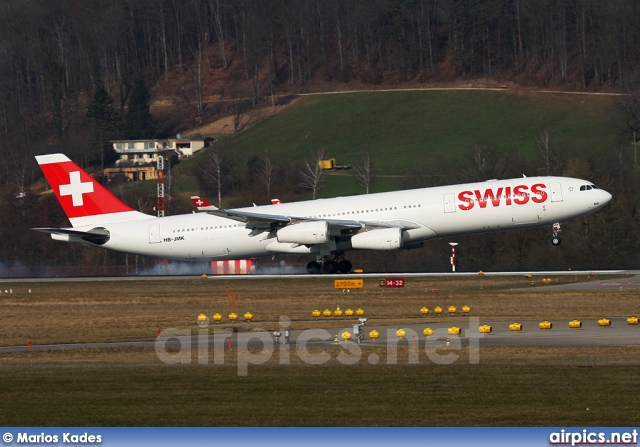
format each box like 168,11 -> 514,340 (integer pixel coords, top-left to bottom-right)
307,256 -> 352,274
551,222 -> 562,246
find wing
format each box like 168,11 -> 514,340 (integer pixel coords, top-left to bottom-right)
190,196 -> 218,211
207,208 -> 418,234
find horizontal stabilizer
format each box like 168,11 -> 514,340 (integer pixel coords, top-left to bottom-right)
32,227 -> 110,245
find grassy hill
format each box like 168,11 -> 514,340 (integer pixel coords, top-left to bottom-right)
173,89 -> 621,200
218,90 -> 617,169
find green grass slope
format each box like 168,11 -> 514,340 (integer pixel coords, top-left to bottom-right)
218,90 -> 618,176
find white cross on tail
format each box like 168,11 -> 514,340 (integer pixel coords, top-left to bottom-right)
59,171 -> 94,206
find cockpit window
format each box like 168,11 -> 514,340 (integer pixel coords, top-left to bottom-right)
591,184 -> 599,189
580,185 -> 593,191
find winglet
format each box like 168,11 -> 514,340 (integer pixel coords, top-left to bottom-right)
191,196 -> 218,211
36,153 -> 152,227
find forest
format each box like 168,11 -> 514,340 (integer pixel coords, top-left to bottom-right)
0,0 -> 638,275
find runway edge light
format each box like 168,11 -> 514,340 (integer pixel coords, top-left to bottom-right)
539,321 -> 552,330
569,319 -> 582,329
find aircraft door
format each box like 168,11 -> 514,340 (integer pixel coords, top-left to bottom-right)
443,193 -> 456,213
550,182 -> 563,202
149,223 -> 161,244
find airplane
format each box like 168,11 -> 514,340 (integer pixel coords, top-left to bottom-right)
34,153 -> 612,274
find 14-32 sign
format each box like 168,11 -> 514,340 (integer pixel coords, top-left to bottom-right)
380,278 -> 405,288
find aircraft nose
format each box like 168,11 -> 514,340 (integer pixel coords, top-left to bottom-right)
600,189 -> 612,205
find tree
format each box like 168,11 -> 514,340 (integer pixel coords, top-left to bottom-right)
227,81 -> 250,133
257,150 -> 274,199
613,86 -> 640,160
208,0 -> 228,69
201,147 -> 225,207
354,150 -> 376,193
299,149 -> 326,199
87,71 -> 120,171
125,77 -> 154,139
535,128 -> 564,176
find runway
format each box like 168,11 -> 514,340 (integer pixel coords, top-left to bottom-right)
0,269 -> 638,283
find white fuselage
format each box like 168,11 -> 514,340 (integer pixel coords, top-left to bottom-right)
72,176 -> 611,261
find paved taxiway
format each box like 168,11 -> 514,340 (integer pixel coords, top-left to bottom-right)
526,274 -> 640,291
1,271 -> 637,354
2,317 -> 638,354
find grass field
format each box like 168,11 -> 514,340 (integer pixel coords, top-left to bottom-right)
2,348 -> 640,426
216,91 -> 618,176
140,89 -> 622,201
1,275 -> 639,426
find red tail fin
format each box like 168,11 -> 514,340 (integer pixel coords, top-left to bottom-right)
36,153 -> 150,227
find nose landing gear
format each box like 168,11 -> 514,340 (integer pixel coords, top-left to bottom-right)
551,222 -> 561,246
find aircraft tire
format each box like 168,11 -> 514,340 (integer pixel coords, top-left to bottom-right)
323,260 -> 339,274
307,261 -> 322,274
552,237 -> 561,246
338,260 -> 352,273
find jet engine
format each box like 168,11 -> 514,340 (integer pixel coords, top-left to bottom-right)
277,221 -> 329,245
350,227 -> 402,250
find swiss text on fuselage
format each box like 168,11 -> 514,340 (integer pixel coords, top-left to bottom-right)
457,183 -> 548,211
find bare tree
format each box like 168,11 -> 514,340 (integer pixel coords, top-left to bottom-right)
257,150 -> 274,199
187,0 -> 207,125
536,128 -> 566,176
459,142 -> 489,182
536,128 -> 554,176
201,148 -> 225,207
299,149 -> 326,199
354,150 -> 376,193
208,0 -> 228,69
227,82 -> 250,133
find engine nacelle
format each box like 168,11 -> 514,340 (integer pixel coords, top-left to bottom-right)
277,221 -> 329,245
350,228 -> 402,250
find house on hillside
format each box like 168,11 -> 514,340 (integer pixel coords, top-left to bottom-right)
104,136 -> 214,181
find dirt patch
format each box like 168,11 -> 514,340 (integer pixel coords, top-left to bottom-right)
183,96 -> 303,137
